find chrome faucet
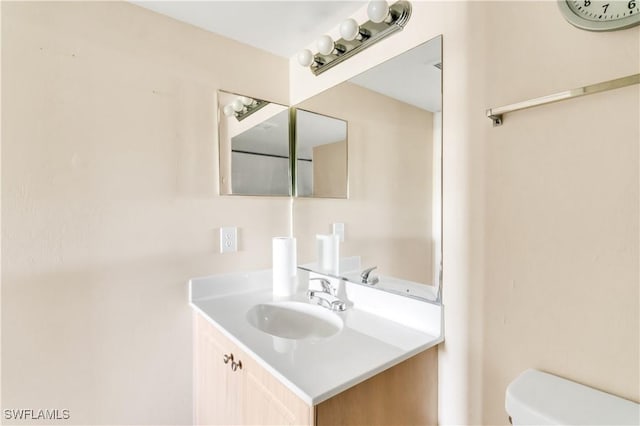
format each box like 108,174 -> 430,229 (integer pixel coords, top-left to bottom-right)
360,266 -> 379,285
307,278 -> 346,311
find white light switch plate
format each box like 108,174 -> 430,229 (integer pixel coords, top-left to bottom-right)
220,227 -> 237,253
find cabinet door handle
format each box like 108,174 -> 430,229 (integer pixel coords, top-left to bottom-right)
231,360 -> 243,372
223,353 -> 234,364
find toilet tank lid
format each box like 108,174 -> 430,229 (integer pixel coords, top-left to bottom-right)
505,369 -> 639,425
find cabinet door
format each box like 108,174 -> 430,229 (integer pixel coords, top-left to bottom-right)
194,312 -> 313,426
194,313 -> 243,425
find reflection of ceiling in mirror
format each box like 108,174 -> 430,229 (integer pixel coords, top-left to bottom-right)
296,111 -> 347,159
231,110 -> 289,157
349,37 -> 442,112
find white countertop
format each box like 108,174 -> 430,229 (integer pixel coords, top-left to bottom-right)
189,269 -> 443,406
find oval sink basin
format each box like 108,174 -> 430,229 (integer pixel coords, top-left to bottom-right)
246,301 -> 343,340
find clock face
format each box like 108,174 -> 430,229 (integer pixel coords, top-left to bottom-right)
559,0 -> 640,31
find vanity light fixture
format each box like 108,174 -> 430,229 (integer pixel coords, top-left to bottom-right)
223,96 -> 269,121
296,0 -> 411,76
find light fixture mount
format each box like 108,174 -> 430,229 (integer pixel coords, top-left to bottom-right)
309,1 -> 412,76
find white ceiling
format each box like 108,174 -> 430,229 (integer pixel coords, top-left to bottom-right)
349,37 -> 442,112
231,109 -> 346,159
133,1 -> 442,112
231,109 -> 290,157
131,1 -> 364,57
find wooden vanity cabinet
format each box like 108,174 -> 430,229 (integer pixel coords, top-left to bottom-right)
194,312 -> 313,425
194,311 -> 438,426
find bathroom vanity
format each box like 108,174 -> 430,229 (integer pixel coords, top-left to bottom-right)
201,31 -> 445,424
190,269 -> 443,425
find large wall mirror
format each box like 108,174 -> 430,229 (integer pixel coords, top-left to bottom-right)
293,35 -> 442,293
218,90 -> 291,196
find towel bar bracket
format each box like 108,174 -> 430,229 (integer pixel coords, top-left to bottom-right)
489,114 -> 503,127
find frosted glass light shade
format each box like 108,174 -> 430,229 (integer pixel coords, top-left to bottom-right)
232,99 -> 244,112
239,96 -> 253,106
367,1 -> 389,23
223,104 -> 235,117
340,18 -> 360,41
297,49 -> 314,67
316,35 -> 334,55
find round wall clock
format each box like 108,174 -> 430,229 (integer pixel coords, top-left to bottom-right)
558,0 -> 640,31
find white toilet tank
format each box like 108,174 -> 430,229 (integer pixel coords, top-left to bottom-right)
505,369 -> 639,425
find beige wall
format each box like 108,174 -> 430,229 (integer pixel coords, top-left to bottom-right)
294,82 -> 434,284
290,1 -> 639,424
481,2 -> 639,424
1,2 -> 290,424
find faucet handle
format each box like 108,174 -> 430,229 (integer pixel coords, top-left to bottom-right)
330,300 -> 347,312
309,277 -> 335,295
360,266 -> 379,285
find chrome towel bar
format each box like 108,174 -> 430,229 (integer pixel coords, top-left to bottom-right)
486,73 -> 639,126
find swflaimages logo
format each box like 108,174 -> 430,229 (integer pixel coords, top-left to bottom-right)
3,409 -> 70,421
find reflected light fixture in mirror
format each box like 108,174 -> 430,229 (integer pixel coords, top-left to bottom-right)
297,1 -> 412,75
222,95 -> 269,122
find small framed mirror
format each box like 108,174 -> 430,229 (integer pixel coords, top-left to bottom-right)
218,90 -> 291,196
294,109 -> 348,198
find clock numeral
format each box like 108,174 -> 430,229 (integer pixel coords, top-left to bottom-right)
602,3 -> 610,13
584,0 -> 591,6
629,0 -> 636,9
